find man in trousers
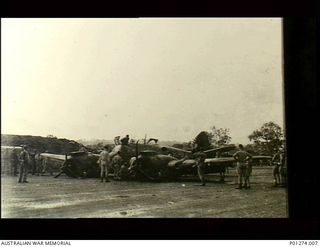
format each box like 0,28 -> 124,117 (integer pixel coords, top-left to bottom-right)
18,145 -> 30,183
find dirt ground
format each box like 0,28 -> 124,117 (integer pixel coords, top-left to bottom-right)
1,167 -> 287,218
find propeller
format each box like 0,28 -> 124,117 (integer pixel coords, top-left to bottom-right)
135,139 -> 140,159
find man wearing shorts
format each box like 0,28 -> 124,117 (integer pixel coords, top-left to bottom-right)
233,144 -> 252,189
98,145 -> 110,182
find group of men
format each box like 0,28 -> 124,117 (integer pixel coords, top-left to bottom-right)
11,145 -> 51,183
194,144 -> 286,189
194,144 -> 253,189
114,135 -> 130,146
97,145 -> 127,182
99,135 -> 130,182
31,152 -> 51,176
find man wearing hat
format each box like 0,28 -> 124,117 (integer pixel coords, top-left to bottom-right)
98,145 -> 111,182
18,145 -> 30,183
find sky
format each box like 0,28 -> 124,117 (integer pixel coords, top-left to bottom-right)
1,18 -> 284,144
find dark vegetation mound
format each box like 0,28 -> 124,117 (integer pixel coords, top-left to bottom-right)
1,134 -> 82,154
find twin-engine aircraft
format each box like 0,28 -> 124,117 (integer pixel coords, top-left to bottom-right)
155,145 -> 237,181
41,141 -> 271,181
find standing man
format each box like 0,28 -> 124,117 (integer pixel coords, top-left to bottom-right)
41,157 -> 48,175
112,151 -> 123,180
272,147 -> 286,186
18,145 -> 30,183
98,145 -> 110,182
233,144 -> 252,189
194,151 -> 207,186
114,136 -> 120,145
279,147 -> 287,187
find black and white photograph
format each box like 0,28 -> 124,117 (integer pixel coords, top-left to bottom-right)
1,18 -> 287,218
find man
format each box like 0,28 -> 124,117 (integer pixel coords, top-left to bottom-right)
272,147 -> 286,186
98,145 -> 110,182
112,151 -> 123,180
18,145 -> 30,183
194,151 -> 207,186
120,135 -> 130,145
114,136 -> 120,145
279,148 -> 287,187
41,157 -> 48,175
233,144 -> 252,189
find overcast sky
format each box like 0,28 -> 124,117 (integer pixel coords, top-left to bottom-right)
1,18 -> 284,144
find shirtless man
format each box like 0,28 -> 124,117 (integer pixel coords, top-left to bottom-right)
194,151 -> 207,186
98,145 -> 111,182
112,151 -> 123,180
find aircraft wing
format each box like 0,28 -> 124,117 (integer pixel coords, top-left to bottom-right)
40,153 -> 66,161
170,157 -> 235,167
160,146 -> 192,155
203,145 -> 236,155
90,153 -> 100,158
173,158 -> 234,175
182,159 -> 197,165
1,145 -> 23,150
168,159 -> 196,168
205,157 -> 235,163
251,155 -> 272,160
161,145 -> 236,156
41,151 -> 100,161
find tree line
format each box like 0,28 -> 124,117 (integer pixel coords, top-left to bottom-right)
193,121 -> 285,155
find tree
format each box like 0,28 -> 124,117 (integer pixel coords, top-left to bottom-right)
248,121 -> 284,155
209,126 -> 232,147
